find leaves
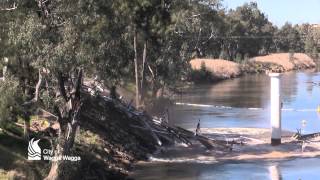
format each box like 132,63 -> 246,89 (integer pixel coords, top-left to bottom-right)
0,78 -> 25,127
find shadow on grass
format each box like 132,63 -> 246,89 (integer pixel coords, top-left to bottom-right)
0,131 -> 27,170
0,129 -> 50,179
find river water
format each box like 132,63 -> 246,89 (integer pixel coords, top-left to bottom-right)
132,70 -> 320,180
171,70 -> 320,134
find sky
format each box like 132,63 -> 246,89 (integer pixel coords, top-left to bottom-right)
223,0 -> 320,27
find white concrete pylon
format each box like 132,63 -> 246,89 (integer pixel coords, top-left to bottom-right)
269,73 -> 282,146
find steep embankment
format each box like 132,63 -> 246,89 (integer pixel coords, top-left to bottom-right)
0,93 -> 167,179
190,53 -> 316,81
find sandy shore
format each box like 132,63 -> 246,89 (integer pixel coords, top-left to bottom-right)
189,53 -> 316,81
146,128 -> 320,164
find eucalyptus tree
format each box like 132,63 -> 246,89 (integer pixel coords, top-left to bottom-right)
1,0 -> 132,178
1,1 -> 41,138
30,1 -> 133,179
227,2 -> 275,59
114,0 -> 175,107
274,23 -> 304,52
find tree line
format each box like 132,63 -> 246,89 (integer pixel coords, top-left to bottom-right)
0,1 -> 319,108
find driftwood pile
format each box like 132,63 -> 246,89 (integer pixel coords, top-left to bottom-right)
81,85 -> 240,152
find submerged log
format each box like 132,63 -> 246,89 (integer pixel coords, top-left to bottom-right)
293,130 -> 320,141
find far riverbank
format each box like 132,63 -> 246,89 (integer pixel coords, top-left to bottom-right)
190,53 -> 317,83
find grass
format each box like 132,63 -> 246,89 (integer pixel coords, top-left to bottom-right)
0,169 -> 9,179
190,58 -> 241,79
75,129 -> 102,147
251,53 -> 316,71
0,124 -> 49,179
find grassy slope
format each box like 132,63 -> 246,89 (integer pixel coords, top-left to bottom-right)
0,123 -> 128,179
0,93 -> 159,179
0,125 -> 49,179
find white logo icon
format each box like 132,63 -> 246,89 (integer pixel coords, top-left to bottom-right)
28,138 -> 41,160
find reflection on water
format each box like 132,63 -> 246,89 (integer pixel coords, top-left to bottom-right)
171,71 -> 320,133
269,165 -> 282,180
132,158 -> 320,180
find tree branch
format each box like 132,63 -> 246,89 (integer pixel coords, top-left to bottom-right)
0,2 -> 17,11
58,72 -> 69,102
34,69 -> 43,102
74,69 -> 82,101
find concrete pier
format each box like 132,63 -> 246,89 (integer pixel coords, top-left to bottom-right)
269,73 -> 282,146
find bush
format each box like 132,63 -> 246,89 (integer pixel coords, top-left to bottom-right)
235,53 -> 243,63
289,50 -> 295,62
189,62 -> 215,83
0,79 -> 25,128
219,50 -> 230,60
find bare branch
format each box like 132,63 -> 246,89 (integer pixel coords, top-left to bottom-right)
0,2 -> 17,11
147,64 -> 155,80
58,72 -> 69,102
34,69 -> 43,102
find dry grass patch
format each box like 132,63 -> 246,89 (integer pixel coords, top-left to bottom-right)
251,53 -> 316,71
190,59 -> 241,79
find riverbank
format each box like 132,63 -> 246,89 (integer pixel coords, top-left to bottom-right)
190,53 -> 317,82
0,93 -> 169,179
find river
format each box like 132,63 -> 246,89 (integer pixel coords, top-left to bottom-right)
131,70 -> 320,180
171,70 -> 320,134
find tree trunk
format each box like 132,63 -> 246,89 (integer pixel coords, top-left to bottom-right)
34,69 -> 43,101
148,64 -> 157,98
45,70 -> 82,180
134,30 -> 140,108
24,117 -> 30,139
45,118 -> 79,180
140,40 -> 147,106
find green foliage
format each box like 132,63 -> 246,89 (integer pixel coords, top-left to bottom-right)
219,50 -> 230,60
235,53 -> 243,63
225,2 -> 276,59
274,23 -> 304,53
0,79 -> 25,128
1,0 -> 319,97
312,47 -> 319,59
189,62 -> 214,83
304,33 -> 319,59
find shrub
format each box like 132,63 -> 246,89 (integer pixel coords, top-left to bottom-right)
0,79 -> 25,128
189,62 -> 214,83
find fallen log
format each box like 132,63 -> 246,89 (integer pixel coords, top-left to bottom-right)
196,135 -> 233,151
293,130 -> 320,141
130,125 -> 170,135
140,117 -> 162,146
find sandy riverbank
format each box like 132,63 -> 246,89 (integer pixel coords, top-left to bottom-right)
141,128 -> 320,164
190,53 -> 317,81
